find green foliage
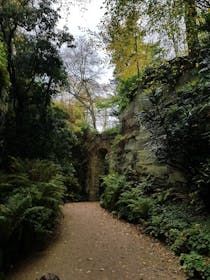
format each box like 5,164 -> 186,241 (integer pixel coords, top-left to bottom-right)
4,104 -> 76,163
99,12 -> 210,277
64,175 -> 83,202
116,75 -> 139,112
199,10 -> 210,48
104,0 -> 205,57
103,125 -> 120,136
0,0 -> 74,162
145,203 -> 194,241
0,157 -> 65,270
100,174 -> 126,211
0,0 -> 86,276
104,10 -> 156,80
0,42 -> 9,165
180,252 -> 210,279
141,50 -> 210,209
0,43 -> 9,91
193,160 -> 210,206
100,171 -> 210,279
100,172 -> 155,222
172,225 -> 210,256
117,187 -> 153,222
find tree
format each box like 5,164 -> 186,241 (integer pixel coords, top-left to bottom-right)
146,0 -> 185,57
103,10 -> 158,80
0,1 -> 81,273
0,41 -> 9,164
0,0 -> 73,113
103,0 -> 209,57
0,0 -> 75,160
62,36 -> 111,130
184,0 -> 199,55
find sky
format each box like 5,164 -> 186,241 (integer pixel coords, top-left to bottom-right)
56,0 -> 113,84
56,0 -> 117,130
58,0 -> 105,36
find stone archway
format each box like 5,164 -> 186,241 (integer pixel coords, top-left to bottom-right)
86,134 -> 114,201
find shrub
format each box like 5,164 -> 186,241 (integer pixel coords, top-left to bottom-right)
145,203 -> 192,242
180,252 -> 210,279
117,187 -> 153,222
171,225 -> 210,256
0,157 -> 65,271
193,160 -> 210,210
64,175 -> 84,202
100,174 -> 126,211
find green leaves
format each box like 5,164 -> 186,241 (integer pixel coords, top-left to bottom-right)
100,173 -> 126,211
100,170 -> 210,279
0,157 -> 65,266
180,252 -> 210,279
0,43 -> 9,90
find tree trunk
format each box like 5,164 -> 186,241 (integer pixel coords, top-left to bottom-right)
134,33 -> 140,78
90,107 -> 97,130
103,108 -> 108,130
85,86 -> 97,130
171,32 -> 179,58
184,0 -> 199,56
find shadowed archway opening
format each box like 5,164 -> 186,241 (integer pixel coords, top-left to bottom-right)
98,148 -> 109,197
87,147 -> 109,201
85,133 -> 117,201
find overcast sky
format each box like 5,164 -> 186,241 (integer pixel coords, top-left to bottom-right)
57,0 -> 113,84
58,0 -> 104,37
56,0 -> 116,130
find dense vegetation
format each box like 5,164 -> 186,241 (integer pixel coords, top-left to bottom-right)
100,171 -> 210,279
0,0 -> 210,279
0,0 -> 86,277
100,1 -> 210,279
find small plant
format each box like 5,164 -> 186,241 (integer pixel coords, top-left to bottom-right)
0,157 -> 65,271
171,225 -> 210,256
145,203 -> 192,241
180,252 -> 210,279
100,174 -> 126,211
117,186 -> 153,222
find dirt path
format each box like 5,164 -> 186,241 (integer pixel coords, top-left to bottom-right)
7,202 -> 186,280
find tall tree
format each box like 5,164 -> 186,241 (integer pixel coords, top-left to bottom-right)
62,36 -> 111,130
104,0 -> 208,57
184,0 -> 199,55
0,0 -> 74,159
103,11 -> 158,80
0,0 -> 73,113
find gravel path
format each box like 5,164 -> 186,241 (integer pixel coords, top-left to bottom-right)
7,202 -> 186,280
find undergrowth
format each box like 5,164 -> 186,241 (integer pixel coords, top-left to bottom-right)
100,173 -> 210,279
0,157 -> 65,276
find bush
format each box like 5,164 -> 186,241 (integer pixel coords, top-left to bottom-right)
172,225 -> 210,256
193,160 -> 210,210
0,157 -> 65,272
100,174 -> 126,211
180,252 -> 210,279
100,172 -> 210,279
117,187 -> 153,222
145,203 -> 193,241
64,175 -> 84,202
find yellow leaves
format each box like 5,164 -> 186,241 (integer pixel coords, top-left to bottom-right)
56,100 -> 88,132
106,14 -> 154,80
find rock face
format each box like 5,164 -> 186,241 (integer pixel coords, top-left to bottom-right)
109,90 -> 186,189
86,92 -> 186,200
86,57 -> 205,199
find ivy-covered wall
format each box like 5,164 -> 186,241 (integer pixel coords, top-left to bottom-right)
101,48 -> 210,279
110,47 -> 210,209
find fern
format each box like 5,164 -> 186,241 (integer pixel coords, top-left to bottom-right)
0,157 -> 65,262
